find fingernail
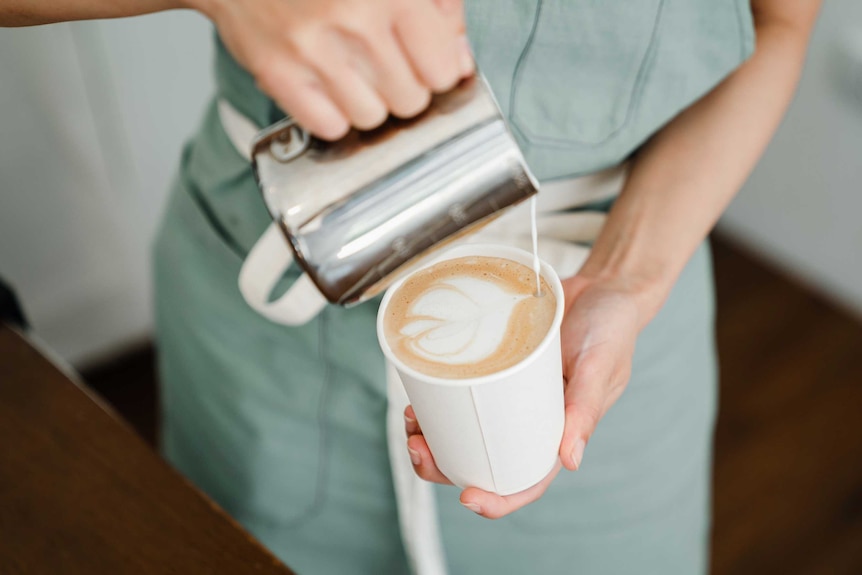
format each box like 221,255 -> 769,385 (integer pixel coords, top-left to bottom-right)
407,446 -> 421,466
404,413 -> 415,424
459,36 -> 475,76
571,438 -> 586,470
461,501 -> 482,514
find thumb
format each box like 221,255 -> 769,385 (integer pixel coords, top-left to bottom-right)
559,358 -> 609,471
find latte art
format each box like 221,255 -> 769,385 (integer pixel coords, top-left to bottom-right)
401,276 -> 528,364
384,256 -> 556,379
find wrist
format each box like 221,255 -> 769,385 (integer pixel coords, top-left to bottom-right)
572,209 -> 680,330
573,260 -> 671,332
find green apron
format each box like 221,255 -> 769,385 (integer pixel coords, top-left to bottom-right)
154,1 -> 753,573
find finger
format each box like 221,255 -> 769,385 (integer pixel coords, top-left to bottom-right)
456,35 -> 476,79
365,31 -> 431,118
407,434 -> 453,485
257,59 -> 350,140
394,0 -> 471,91
404,405 -> 421,436
559,389 -> 601,472
460,461 -> 562,519
559,355 -> 610,472
310,31 -> 389,131
317,65 -> 388,131
431,0 -> 475,80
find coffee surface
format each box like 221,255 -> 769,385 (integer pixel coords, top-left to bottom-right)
383,256 -> 556,379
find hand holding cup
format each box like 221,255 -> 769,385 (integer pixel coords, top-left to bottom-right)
391,249 -> 642,519
378,244 -> 569,516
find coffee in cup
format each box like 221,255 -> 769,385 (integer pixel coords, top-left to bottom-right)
382,256 -> 556,379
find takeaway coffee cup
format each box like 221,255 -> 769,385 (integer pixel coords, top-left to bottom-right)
377,243 -> 565,495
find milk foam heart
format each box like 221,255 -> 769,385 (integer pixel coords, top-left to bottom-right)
400,276 -> 529,365
383,256 -> 556,379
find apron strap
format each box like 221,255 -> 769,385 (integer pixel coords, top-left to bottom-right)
237,222 -> 328,325
386,363 -> 449,575
217,99 -> 258,162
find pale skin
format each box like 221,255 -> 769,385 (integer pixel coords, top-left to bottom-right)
4,0 -> 821,518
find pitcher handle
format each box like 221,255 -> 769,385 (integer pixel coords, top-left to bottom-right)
238,223 -> 328,325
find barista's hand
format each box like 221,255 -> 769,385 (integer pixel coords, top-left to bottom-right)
555,275 -> 640,471
404,405 -> 563,519
194,0 -> 474,140
404,274 -> 643,519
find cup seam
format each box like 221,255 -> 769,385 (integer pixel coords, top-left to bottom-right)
469,385 -> 499,494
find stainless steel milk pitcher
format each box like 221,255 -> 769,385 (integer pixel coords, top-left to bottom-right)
240,74 -> 538,325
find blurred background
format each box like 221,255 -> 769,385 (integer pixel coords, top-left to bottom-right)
1,2 -> 861,573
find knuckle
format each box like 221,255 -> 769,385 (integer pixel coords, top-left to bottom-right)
319,121 -> 351,141
340,5 -> 385,38
565,400 -> 602,431
415,465 -> 435,481
579,403 -> 603,429
391,87 -> 431,118
289,33 -> 325,67
305,112 -> 349,141
426,64 -> 460,93
254,66 -> 283,98
279,16 -> 327,64
615,364 -> 632,390
352,105 -> 389,131
354,114 -> 387,132
573,354 -> 605,385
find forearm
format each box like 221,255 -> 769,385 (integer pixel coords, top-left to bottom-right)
1,0 -> 189,26
578,4 -> 820,327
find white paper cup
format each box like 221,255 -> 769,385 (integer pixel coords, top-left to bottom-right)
377,243 -> 565,495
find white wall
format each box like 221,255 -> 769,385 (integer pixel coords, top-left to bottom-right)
0,12 -> 214,366
719,0 -> 862,317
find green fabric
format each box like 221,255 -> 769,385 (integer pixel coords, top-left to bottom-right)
154,108 -> 409,573
214,0 -> 754,179
156,102 -> 718,574
156,2 -> 747,571
434,244 -> 718,574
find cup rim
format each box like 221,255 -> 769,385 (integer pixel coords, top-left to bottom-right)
376,243 -> 565,387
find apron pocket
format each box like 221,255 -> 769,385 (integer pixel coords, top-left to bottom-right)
510,0 -> 664,146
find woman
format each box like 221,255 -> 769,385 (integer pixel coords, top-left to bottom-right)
4,1 -> 820,573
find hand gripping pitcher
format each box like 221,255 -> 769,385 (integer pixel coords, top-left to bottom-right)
238,75 -> 539,325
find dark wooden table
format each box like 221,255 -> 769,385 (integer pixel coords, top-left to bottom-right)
0,325 -> 295,575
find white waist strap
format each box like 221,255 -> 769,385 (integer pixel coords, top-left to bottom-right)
217,98 -> 626,575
